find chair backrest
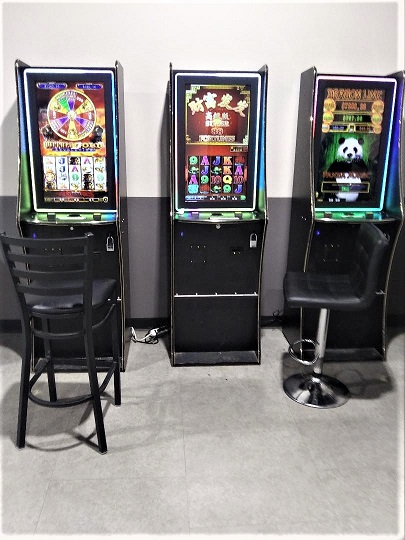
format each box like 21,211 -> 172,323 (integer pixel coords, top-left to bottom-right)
0,233 -> 94,315
349,223 -> 389,310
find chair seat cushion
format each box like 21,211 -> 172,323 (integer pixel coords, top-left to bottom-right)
26,278 -> 117,314
284,271 -> 364,311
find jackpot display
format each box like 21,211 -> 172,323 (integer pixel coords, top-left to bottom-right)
23,69 -> 116,213
313,76 -> 396,211
174,74 -> 261,211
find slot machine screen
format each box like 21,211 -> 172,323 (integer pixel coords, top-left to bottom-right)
23,68 -> 117,213
313,76 -> 396,211
174,73 -> 261,211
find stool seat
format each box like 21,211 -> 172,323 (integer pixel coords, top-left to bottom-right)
283,223 -> 389,409
284,271 -> 363,311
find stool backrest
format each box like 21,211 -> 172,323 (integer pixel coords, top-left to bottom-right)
0,233 -> 94,314
349,223 -> 389,309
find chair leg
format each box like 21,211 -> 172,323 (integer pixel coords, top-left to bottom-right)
283,308 -> 350,408
83,320 -> 107,454
17,323 -> 31,448
111,303 -> 121,406
42,319 -> 57,402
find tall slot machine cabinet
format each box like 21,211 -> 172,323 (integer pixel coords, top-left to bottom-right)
283,67 -> 404,362
15,60 -> 130,370
169,66 -> 268,366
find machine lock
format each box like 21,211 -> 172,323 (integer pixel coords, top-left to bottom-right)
249,233 -> 258,249
106,235 -> 115,252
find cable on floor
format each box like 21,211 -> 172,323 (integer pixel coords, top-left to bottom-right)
131,326 -> 169,345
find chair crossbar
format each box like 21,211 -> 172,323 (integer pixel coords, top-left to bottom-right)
2,235 -> 89,249
98,361 -> 118,394
7,252 -> 87,266
29,358 -> 49,389
31,327 -> 84,340
28,356 -> 117,408
12,268 -> 86,281
93,304 -> 116,332
31,311 -> 84,322
17,283 -> 85,296
28,391 -> 93,408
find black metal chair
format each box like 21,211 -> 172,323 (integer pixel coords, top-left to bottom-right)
283,222 -> 389,408
0,232 -> 121,453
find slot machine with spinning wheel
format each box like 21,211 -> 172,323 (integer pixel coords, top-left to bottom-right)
15,60 -> 131,371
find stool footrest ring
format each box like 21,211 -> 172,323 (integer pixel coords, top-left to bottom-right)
288,339 -> 319,366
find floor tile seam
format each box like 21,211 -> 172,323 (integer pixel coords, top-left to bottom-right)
3,470 -> 188,481
314,463 -> 402,482
47,405 -> 82,466
288,410 -> 349,497
184,469 -> 321,482
178,382 -> 192,535
314,470 -> 401,528
294,423 -> 403,448
187,509 -> 341,532
188,513 -> 343,531
44,474 -> 190,487
288,423 -> 401,471
32,475 -> 53,535
181,425 -> 303,441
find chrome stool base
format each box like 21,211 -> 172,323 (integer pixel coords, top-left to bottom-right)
283,372 -> 350,408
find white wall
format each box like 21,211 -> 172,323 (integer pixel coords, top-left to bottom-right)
1,1 -> 402,199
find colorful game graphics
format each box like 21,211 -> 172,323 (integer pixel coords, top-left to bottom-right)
314,77 -> 396,210
186,154 -> 246,200
184,84 -> 250,203
35,82 -> 108,204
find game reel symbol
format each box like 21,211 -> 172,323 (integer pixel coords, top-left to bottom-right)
188,184 -> 199,194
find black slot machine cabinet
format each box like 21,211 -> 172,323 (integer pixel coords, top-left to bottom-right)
15,60 -> 131,371
283,67 -> 404,362
169,66 -> 268,366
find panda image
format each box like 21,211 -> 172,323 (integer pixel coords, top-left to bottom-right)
327,136 -> 369,202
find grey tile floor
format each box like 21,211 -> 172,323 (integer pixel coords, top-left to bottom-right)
0,327 -> 404,537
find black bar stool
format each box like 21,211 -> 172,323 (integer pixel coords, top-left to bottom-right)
283,222 -> 389,408
0,232 -> 121,453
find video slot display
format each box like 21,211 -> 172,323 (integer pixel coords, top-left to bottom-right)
175,74 -> 261,211
313,76 -> 396,211
23,69 -> 117,212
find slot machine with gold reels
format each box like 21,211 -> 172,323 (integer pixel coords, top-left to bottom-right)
15,60 -> 130,370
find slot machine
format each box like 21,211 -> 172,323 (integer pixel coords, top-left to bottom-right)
15,60 -> 130,370
169,66 -> 268,366
283,67 -> 404,362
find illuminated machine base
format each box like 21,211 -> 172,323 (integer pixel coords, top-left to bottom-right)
25,211 -> 117,224
314,210 -> 396,222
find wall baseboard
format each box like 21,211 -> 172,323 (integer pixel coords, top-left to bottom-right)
2,315 -> 403,334
0,317 -> 284,334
